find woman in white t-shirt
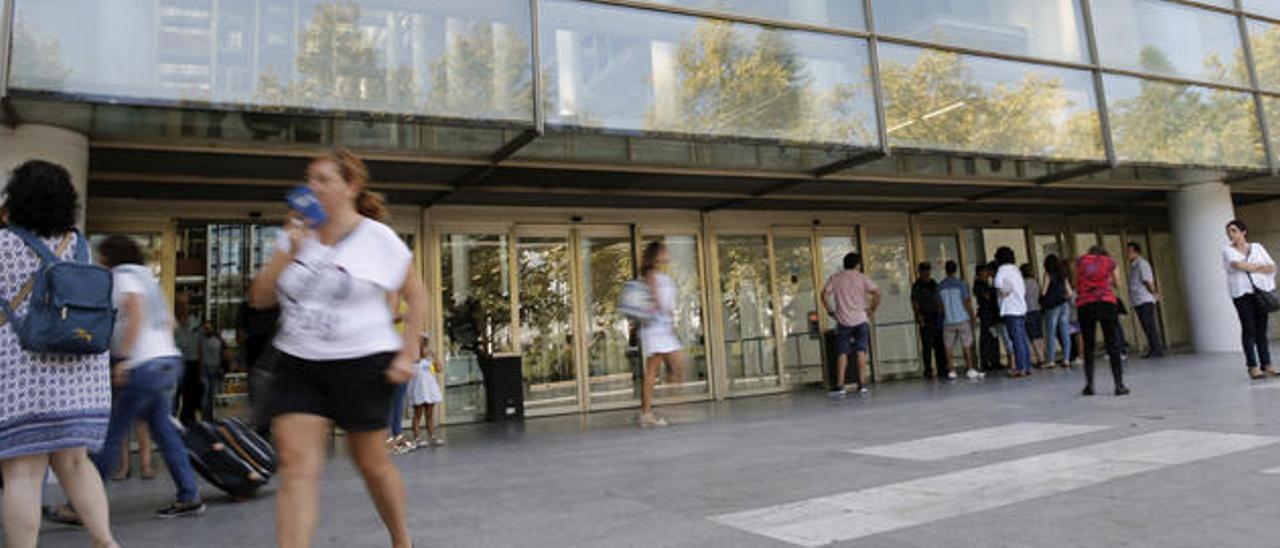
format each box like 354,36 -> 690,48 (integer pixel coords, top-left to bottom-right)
637,242 -> 687,428
1223,219 -> 1277,379
250,148 -> 425,548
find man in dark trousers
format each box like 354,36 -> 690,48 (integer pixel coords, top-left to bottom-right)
974,263 -> 1003,372
912,262 -> 950,380
173,292 -> 204,426
1126,243 -> 1165,358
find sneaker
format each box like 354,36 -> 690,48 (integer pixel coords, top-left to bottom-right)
947,371 -> 958,380
966,369 -> 980,380
638,413 -> 670,428
156,501 -> 206,519
828,389 -> 847,399
846,385 -> 869,395
430,437 -> 445,447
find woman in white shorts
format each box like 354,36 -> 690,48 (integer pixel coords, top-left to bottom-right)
638,242 -> 686,427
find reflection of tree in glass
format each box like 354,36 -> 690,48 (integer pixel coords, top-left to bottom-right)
518,242 -> 574,384
10,22 -> 72,89
1249,24 -> 1280,90
647,20 -> 873,145
585,241 -> 634,377
426,22 -> 533,120
1107,47 -> 1263,167
442,238 -> 512,356
257,3 -> 417,112
718,237 -> 775,378
879,49 -> 1103,160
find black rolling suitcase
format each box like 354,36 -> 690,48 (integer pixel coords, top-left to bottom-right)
183,417 -> 275,500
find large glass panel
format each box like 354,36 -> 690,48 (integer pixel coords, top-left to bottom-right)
540,0 -> 878,146
1150,231 -> 1190,349
1266,96 -> 1280,160
878,44 -> 1104,160
1032,233 -> 1064,275
774,236 -> 823,387
962,228 -> 985,283
873,0 -> 1087,63
718,235 -> 780,392
516,236 -> 578,412
581,235 -> 641,407
1073,232 -> 1099,257
864,228 -> 919,379
819,234 -> 860,283
441,233 -> 512,422
1093,0 -> 1247,86
1105,75 -> 1266,168
626,0 -> 863,29
1249,20 -> 1280,92
982,228 -> 1029,266
922,234 -> 961,274
642,234 -> 710,397
9,0 -> 534,122
1244,0 -> 1280,19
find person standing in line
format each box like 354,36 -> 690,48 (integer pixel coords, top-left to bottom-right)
974,263 -> 1002,372
250,148 -> 424,548
0,160 -> 118,548
637,241 -> 688,427
822,252 -> 881,397
1223,219 -> 1277,379
173,292 -> 204,425
911,262 -> 950,380
1126,243 -> 1165,359
1040,254 -> 1076,368
1076,245 -> 1129,395
1021,263 -> 1047,366
939,261 -> 983,380
994,248 -> 1032,377
199,322 -> 224,421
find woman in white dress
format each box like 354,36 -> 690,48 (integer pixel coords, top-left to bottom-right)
638,242 -> 687,427
407,332 -> 443,446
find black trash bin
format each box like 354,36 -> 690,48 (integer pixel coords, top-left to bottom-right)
479,353 -> 523,422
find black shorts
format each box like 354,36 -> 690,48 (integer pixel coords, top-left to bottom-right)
269,351 -> 397,432
835,322 -> 871,357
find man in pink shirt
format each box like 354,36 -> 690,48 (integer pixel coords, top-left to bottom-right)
822,253 -> 881,397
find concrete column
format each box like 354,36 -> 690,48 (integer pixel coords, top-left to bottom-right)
1169,181 -> 1239,354
0,124 -> 90,227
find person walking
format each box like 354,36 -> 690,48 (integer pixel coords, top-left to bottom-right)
249,147 -> 425,548
1022,263 -> 1047,366
911,262 -> 950,380
939,261 -> 983,379
0,160 -> 118,548
1223,219 -> 1277,379
1126,243 -> 1165,359
637,241 -> 688,427
994,248 -> 1032,377
1040,254 -> 1076,368
1076,245 -> 1129,396
822,252 -> 881,396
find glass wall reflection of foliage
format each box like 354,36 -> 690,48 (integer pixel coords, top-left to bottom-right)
516,238 -> 575,391
718,236 -> 778,388
878,44 -> 1104,161
1106,75 -> 1265,168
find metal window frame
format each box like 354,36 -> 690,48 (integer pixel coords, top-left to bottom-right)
1238,5 -> 1280,174
1,0 -> 13,99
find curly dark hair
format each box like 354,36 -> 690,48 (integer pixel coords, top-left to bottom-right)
97,235 -> 145,268
3,160 -> 79,237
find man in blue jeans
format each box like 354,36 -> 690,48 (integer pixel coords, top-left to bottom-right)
822,252 -> 881,397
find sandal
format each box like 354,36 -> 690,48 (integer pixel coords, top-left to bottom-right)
140,467 -> 157,480
43,504 -> 83,526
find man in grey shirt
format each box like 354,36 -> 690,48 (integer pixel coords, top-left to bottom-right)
1126,243 -> 1164,358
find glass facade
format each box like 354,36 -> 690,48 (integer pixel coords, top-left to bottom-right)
5,0 -> 1280,171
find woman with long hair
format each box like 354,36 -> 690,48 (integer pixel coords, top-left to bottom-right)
250,147 -> 425,548
1041,254 -> 1075,368
638,241 -> 687,427
0,161 -> 118,547
1223,219 -> 1277,379
1075,245 -> 1129,396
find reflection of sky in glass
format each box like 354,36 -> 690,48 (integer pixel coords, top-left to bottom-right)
539,0 -> 876,146
1244,0 -> 1280,19
1093,0 -> 1247,86
631,0 -> 863,29
873,0 -> 1087,63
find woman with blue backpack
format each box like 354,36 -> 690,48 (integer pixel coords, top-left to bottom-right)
0,160 -> 118,548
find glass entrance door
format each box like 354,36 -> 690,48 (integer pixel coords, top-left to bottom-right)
773,232 -> 823,387
515,230 -> 579,414
641,233 -> 711,398
718,234 -> 780,392
579,228 -> 641,407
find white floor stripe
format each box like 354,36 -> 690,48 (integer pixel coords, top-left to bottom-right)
714,430 -> 1276,547
1261,466 -> 1280,475
848,422 -> 1111,461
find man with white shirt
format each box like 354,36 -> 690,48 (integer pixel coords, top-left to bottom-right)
1126,243 -> 1164,359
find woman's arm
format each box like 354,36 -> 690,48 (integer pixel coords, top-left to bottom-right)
114,293 -> 144,385
249,223 -> 303,309
386,262 -> 427,384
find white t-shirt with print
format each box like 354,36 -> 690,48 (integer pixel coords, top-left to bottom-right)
272,218 -> 412,361
1223,243 -> 1277,299
994,264 -> 1028,317
111,268 -> 181,368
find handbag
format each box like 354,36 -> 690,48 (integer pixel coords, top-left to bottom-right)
1245,245 -> 1280,313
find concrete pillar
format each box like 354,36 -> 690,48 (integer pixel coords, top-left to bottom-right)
1169,180 -> 1239,354
0,124 -> 90,227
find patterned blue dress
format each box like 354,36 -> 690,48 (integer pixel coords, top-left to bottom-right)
0,230 -> 111,460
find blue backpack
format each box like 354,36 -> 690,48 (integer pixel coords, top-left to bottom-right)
0,227 -> 114,355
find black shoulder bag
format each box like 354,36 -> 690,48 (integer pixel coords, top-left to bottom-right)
1246,245 -> 1280,313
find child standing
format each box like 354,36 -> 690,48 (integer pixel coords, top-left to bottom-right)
407,332 -> 443,447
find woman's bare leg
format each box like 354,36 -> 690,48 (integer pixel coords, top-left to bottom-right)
1,454 -> 48,548
49,448 -> 118,548
137,423 -> 154,476
641,354 -> 662,414
424,404 -> 437,439
274,414 -> 331,548
348,429 -> 411,548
